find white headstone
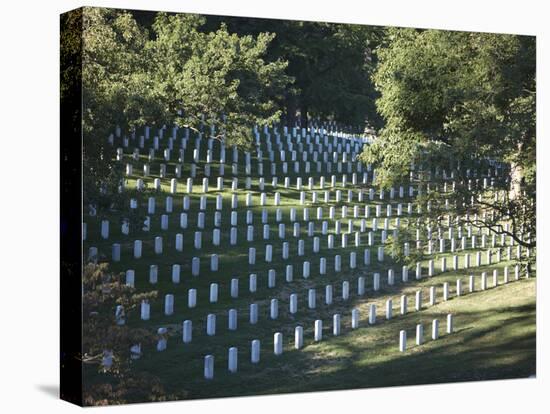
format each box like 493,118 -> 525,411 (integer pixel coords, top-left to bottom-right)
333,314 -> 341,336
369,304 -> 376,325
164,294 -> 174,315
314,320 -> 323,342
399,330 -> 407,352
415,290 -> 422,311
251,339 -> 260,363
432,319 -> 439,340
250,303 -> 258,324
401,295 -> 408,315
447,314 -> 454,333
416,324 -> 424,345
188,289 -> 197,308
386,299 -> 393,320
206,314 -> 216,336
204,355 -> 214,379
351,308 -> 360,329
183,320 -> 192,343
274,332 -> 283,355
295,326 -> 304,349
227,348 -> 238,373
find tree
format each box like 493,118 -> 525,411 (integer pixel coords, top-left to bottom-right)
149,13 -> 291,148
81,8 -> 164,213
361,28 -> 535,267
81,263 -> 165,405
80,8 -> 292,214
203,16 -> 385,129
72,11 -> 294,402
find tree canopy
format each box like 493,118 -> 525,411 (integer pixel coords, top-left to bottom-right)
82,8 -> 291,144
77,7 -> 293,211
364,28 -> 535,176
361,28 -> 535,256
202,16 -> 384,128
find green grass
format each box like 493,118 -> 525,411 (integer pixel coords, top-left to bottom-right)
83,135 -> 536,402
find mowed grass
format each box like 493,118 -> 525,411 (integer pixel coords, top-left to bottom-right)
84,266 -> 536,400
83,133 -> 536,401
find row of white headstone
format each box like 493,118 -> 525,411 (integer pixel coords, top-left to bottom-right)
130,173 -> 396,196
97,223 -> 398,258
123,159 -> 364,182
126,253 -> 520,314
123,173 -> 385,193
123,262 -> 521,348
88,202 -> 417,242
115,139 -> 367,181
114,123 -> 365,151
112,123 -> 497,194
201,312 -> 457,378
113,131 -> 496,192
119,145 -> 365,172
91,216 -> 513,261
124,168 -> 406,193
92,230 -> 510,276
113,126 -> 365,163
201,306 -> 377,379
399,314 -> 454,352
88,215 -> 517,263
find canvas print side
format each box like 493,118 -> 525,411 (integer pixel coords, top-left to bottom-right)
60,7 -> 84,407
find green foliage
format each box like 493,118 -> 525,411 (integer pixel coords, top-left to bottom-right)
283,21 -> 383,127
83,8 -> 161,138
81,262 -> 164,405
82,263 -> 157,366
361,28 -> 536,248
60,9 -> 82,109
79,8 -> 292,211
364,28 -> 535,182
385,231 -> 424,267
204,16 -> 385,127
81,8 -> 161,210
150,13 -> 291,148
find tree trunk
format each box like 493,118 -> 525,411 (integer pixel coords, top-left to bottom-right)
509,142 -> 525,200
302,104 -> 308,129
285,94 -> 297,127
509,161 -> 524,200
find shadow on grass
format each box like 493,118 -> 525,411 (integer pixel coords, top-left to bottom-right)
136,290 -> 536,401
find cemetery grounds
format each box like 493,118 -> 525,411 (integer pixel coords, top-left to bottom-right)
83,124 -> 536,401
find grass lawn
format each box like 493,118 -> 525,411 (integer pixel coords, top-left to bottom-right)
83,132 -> 536,402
